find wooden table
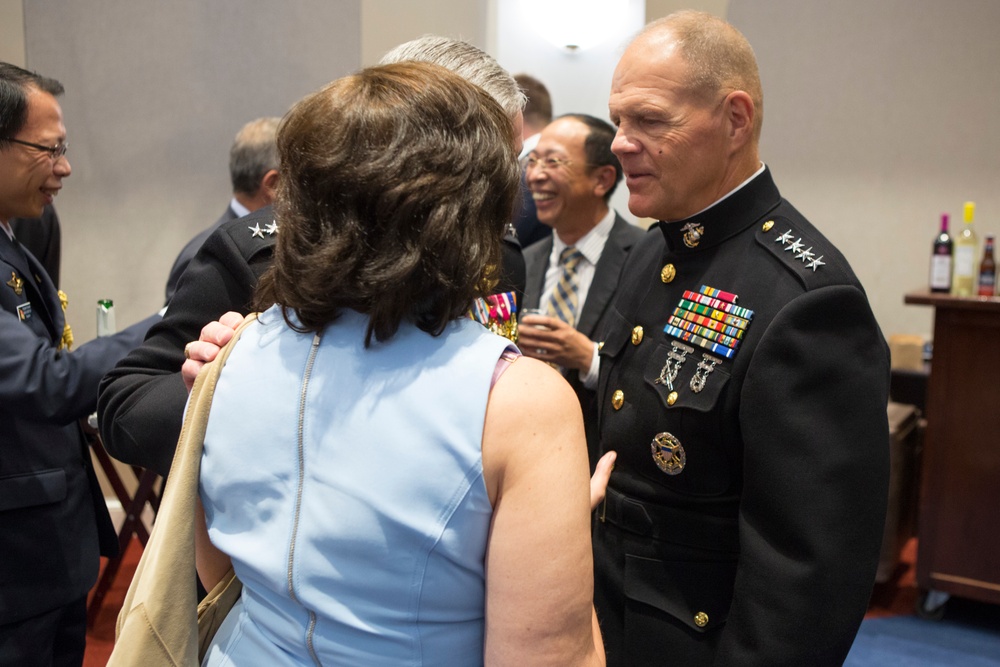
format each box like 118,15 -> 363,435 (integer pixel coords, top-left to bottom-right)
905,291 -> 1000,614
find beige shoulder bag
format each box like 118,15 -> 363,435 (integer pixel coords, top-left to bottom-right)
107,313 -> 258,666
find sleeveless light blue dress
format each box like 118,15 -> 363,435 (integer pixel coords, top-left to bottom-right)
200,306 -> 513,666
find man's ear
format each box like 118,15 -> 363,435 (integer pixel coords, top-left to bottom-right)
260,169 -> 280,203
724,90 -> 755,149
592,165 -> 617,199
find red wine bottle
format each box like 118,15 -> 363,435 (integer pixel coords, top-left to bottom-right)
929,213 -> 952,293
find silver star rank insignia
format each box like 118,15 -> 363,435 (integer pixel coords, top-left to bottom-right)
248,222 -> 265,238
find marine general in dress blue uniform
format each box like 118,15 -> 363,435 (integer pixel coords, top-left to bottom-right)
592,13 -> 890,666
0,63 -> 157,665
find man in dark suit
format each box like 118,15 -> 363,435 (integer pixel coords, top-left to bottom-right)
0,62 -> 158,665
98,37 -> 530,476
593,12 -> 889,665
518,114 -> 644,467
163,116 -> 279,305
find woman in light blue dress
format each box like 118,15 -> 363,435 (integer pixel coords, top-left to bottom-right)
193,60 -> 610,666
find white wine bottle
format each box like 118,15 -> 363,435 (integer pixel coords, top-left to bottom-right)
951,201 -> 978,297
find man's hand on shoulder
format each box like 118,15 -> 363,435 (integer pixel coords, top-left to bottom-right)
181,311 -> 245,391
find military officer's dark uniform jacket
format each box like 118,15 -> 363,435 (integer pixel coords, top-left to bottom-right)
98,207 -> 527,476
0,230 -> 156,626
593,167 -> 890,666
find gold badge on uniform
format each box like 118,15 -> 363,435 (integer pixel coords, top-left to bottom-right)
651,431 -> 686,475
680,222 -> 704,248
7,271 -> 24,296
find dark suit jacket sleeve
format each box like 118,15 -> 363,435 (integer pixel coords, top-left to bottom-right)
98,222 -> 268,475
0,308 -> 157,425
718,285 -> 890,665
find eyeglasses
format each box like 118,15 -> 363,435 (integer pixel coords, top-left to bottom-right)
525,155 -> 574,172
5,137 -> 69,160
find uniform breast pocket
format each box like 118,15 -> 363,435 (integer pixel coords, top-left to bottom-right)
639,341 -> 735,495
642,341 -> 731,412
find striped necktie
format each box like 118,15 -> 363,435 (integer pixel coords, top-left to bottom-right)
546,247 -> 584,327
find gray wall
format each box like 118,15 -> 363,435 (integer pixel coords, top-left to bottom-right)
10,0 -> 1000,343
21,0 -> 360,339
729,0 -> 1000,339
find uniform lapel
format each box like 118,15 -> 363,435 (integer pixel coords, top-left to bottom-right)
523,237 -> 553,311
0,230 -> 61,341
575,215 -> 634,338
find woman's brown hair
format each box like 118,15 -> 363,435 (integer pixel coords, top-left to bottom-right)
254,61 -> 520,345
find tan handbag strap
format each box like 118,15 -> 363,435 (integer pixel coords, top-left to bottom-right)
110,313 -> 260,666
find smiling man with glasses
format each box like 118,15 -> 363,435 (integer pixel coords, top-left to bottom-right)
0,62 -> 158,666
0,73 -> 71,223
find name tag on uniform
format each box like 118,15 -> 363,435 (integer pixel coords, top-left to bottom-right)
16,302 -> 32,321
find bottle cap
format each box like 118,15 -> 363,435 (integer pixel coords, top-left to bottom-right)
98,299 -> 114,310
964,201 -> 976,223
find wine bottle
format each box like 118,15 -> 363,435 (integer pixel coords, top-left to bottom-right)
951,201 -> 978,297
978,234 -> 996,297
929,213 -> 953,293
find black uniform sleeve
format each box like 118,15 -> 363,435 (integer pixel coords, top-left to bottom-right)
97,226 -> 269,475
718,285 -> 890,665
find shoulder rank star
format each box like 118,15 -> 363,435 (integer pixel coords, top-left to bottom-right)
774,228 -> 825,272
264,220 -> 278,235
248,222 -> 265,238
806,256 -> 825,271
680,222 -> 704,248
7,271 -> 24,296
795,246 -> 815,263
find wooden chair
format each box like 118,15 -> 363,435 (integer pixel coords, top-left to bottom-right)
82,423 -> 162,628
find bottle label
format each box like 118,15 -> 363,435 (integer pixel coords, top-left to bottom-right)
979,271 -> 995,297
954,246 -> 976,277
930,255 -> 952,290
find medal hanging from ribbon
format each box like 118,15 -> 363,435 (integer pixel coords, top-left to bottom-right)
468,290 -> 518,343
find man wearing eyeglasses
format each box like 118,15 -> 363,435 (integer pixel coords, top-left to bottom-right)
518,114 -> 644,469
0,62 -> 158,665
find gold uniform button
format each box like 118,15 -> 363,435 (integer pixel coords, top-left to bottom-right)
660,264 -> 676,283
667,391 -> 678,406
631,326 -> 644,345
612,390 -> 624,410
598,341 -> 605,351
762,220 -> 774,232
694,612 -> 709,627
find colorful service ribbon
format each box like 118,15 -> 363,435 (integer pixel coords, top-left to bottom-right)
664,285 -> 753,359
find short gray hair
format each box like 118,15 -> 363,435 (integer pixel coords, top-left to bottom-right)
379,36 -> 525,119
229,116 -> 280,195
641,11 -> 763,141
